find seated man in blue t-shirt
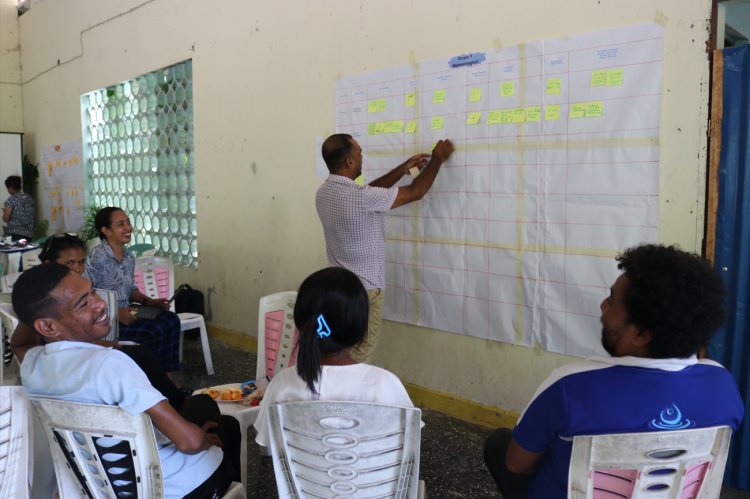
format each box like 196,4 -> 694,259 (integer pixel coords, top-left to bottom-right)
14,263 -> 239,499
483,244 -> 745,499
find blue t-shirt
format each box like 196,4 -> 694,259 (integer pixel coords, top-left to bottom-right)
513,356 -> 744,498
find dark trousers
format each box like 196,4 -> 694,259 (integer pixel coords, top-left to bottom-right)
181,394 -> 242,498
483,428 -> 531,499
119,344 -> 187,410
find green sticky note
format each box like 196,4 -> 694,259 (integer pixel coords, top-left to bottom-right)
487,110 -> 502,124
384,120 -> 404,133
511,108 -> 526,123
606,69 -> 623,86
355,175 -> 365,186
569,103 -> 586,118
590,70 -> 607,87
374,122 -> 386,134
431,116 -> 444,130
433,89 -> 446,103
545,105 -> 560,121
406,120 -> 417,133
466,111 -> 482,125
585,101 -> 603,117
469,87 -> 482,102
526,106 -> 541,122
501,82 -> 515,97
546,78 -> 561,95
405,93 -> 416,106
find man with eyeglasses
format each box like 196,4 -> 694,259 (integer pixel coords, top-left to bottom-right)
316,134 -> 454,363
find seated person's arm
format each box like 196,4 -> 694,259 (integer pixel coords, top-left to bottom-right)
146,400 -> 221,453
2,206 -> 11,223
505,437 -> 544,474
10,322 -> 42,363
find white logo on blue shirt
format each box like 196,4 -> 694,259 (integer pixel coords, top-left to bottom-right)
649,403 -> 694,430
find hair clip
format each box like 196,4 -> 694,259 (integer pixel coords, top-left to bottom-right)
316,314 -> 332,339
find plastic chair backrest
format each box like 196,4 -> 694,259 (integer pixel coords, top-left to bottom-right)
267,401 -> 422,499
568,426 -> 733,499
20,248 -> 42,270
29,397 -> 165,499
134,256 -> 175,311
0,272 -> 22,293
0,386 -> 32,499
256,291 -> 298,381
95,288 -> 119,342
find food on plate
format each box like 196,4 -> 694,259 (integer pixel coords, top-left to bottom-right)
202,387 -> 244,401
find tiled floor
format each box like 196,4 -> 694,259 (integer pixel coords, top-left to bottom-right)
178,337 -> 750,499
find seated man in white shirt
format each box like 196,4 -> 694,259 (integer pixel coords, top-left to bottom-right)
14,263 -> 239,499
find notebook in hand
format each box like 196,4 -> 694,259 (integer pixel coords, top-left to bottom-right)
133,285 -> 187,320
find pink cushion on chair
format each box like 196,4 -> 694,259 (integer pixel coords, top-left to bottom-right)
680,461 -> 709,499
592,469 -> 637,498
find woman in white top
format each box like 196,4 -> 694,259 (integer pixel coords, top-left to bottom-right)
254,267 -> 415,447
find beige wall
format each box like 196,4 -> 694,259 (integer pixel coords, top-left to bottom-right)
0,0 -> 23,132
13,0 -> 713,413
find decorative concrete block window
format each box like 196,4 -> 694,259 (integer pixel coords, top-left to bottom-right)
81,60 -> 197,267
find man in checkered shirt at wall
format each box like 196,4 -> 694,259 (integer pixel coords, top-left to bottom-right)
316,134 -> 454,363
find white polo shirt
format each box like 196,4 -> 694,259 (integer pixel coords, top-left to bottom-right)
21,341 -> 222,499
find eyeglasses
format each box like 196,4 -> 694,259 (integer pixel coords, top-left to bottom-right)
43,232 -> 80,253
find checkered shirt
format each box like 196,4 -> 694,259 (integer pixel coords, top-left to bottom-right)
316,175 -> 397,290
85,241 -> 137,307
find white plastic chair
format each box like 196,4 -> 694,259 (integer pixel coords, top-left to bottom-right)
29,396 -> 246,499
256,291 -> 298,381
133,255 -> 214,375
0,271 -> 22,293
95,288 -> 119,343
0,302 -> 20,385
20,248 -> 42,270
0,386 -> 32,498
267,401 -> 424,499
568,426 -> 733,499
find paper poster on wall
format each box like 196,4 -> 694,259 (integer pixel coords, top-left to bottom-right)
334,23 -> 662,358
41,141 -> 84,231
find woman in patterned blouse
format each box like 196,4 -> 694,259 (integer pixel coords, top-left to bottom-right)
85,207 -> 183,376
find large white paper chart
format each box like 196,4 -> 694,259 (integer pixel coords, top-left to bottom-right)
334,23 -> 662,357
41,141 -> 85,231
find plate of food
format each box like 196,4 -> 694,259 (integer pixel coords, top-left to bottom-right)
199,383 -> 245,403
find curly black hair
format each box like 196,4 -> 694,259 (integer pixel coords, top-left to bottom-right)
617,244 -> 726,359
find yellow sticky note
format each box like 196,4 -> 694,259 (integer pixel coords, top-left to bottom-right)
511,108 -> 526,123
368,123 -> 376,135
368,98 -> 386,113
355,175 -> 365,186
431,116 -> 444,130
406,120 -> 418,133
585,101 -> 603,117
569,103 -> 586,118
466,111 -> 482,125
384,120 -> 404,133
606,69 -> 623,86
526,106 -> 541,122
374,122 -> 386,134
433,89 -> 446,103
545,105 -> 560,121
405,92 -> 416,106
500,110 -> 513,124
501,82 -> 515,96
590,70 -> 607,87
487,110 -> 502,124
469,87 -> 483,102
546,78 -> 561,95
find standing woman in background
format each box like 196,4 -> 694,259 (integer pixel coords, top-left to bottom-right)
3,175 -> 34,241
85,206 -> 182,377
